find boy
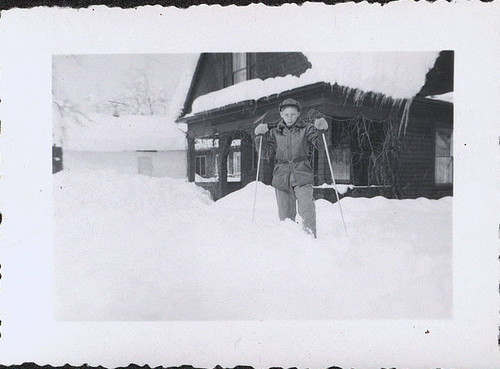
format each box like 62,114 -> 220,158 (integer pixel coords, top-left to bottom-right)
254,98 -> 328,237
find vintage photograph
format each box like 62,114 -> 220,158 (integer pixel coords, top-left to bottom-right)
52,51 -> 454,321
2,3 -> 499,367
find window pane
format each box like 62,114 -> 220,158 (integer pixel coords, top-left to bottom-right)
232,53 -> 247,84
233,69 -> 246,84
435,157 -> 453,184
232,53 -> 246,71
331,146 -> 351,181
435,129 -> 451,156
233,151 -> 241,175
195,156 -> 206,176
435,128 -> 453,184
195,157 -> 200,175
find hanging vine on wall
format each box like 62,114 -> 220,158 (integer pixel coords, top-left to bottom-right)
339,115 -> 401,188
303,108 -> 403,197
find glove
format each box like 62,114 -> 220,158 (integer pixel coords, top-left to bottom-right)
314,118 -> 328,132
254,123 -> 269,136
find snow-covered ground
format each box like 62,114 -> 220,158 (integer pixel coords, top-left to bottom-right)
53,169 -> 452,321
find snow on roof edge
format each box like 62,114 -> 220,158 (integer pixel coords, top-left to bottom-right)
169,54 -> 201,121
188,52 -> 439,116
425,91 -> 453,104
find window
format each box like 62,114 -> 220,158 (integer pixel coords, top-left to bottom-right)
435,128 -> 453,184
331,144 -> 351,182
233,151 -> 241,175
214,153 -> 236,177
195,155 -> 206,177
232,53 -> 247,84
223,53 -> 257,87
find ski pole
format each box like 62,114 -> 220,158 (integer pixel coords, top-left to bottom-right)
252,135 -> 263,222
321,132 -> 349,237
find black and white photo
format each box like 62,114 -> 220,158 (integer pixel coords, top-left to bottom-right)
0,3 -> 498,368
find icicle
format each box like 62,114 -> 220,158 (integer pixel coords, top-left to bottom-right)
342,86 -> 352,107
398,98 -> 413,137
381,95 -> 392,108
353,89 -> 365,106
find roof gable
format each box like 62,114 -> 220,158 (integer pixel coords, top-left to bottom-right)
180,52 -> 311,117
417,50 -> 454,97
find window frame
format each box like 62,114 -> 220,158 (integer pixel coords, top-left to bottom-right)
331,142 -> 352,184
434,127 -> 453,186
233,151 -> 241,176
223,53 -> 257,87
195,155 -> 207,177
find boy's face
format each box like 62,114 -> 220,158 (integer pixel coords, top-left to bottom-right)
280,106 -> 300,126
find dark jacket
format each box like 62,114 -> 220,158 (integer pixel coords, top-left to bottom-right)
257,119 -> 325,190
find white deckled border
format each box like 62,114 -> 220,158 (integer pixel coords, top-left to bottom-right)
0,2 -> 499,368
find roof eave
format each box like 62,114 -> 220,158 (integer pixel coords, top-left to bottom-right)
177,81 -> 331,124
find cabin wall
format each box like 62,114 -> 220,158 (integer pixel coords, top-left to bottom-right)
255,52 -> 311,80
185,85 -> 453,201
62,150 -> 187,178
397,100 -> 453,198
188,54 -> 226,110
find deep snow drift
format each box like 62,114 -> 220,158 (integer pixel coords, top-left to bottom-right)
53,169 -> 452,320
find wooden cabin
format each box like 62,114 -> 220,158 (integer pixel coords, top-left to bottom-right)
177,52 -> 453,201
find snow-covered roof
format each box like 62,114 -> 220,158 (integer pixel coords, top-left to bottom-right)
53,55 -> 202,152
56,111 -> 187,152
190,52 -> 439,115
167,54 -> 200,120
425,91 -> 453,104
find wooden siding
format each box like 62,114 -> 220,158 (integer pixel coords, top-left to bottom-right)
397,98 -> 453,198
186,53 -> 226,114
254,52 -> 311,80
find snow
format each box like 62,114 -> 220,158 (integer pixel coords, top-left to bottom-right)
314,183 -> 355,195
54,169 -> 452,320
55,112 -> 187,152
166,54 -> 200,120
53,55 -> 199,151
195,173 -> 240,182
195,173 -> 218,182
190,52 -> 439,115
194,138 -> 241,150
195,138 -> 219,150
426,91 -> 454,103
